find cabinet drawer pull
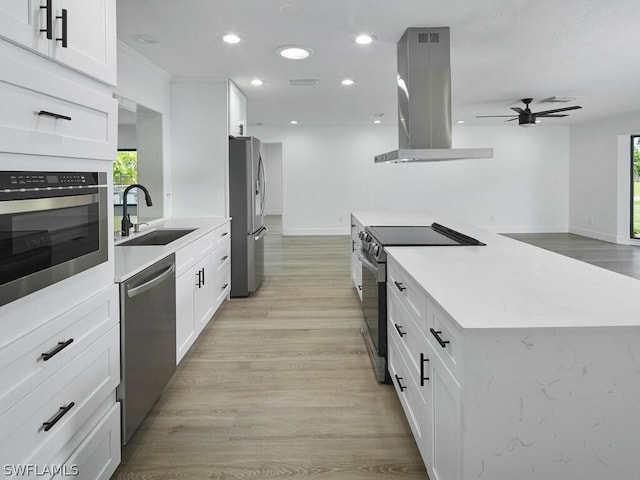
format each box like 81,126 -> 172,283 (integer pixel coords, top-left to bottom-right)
430,328 -> 450,348
420,353 -> 430,386
221,283 -> 229,290
40,0 -> 53,39
394,323 -> 407,337
394,374 -> 407,392
56,9 -> 68,48
394,281 -> 406,292
41,339 -> 74,361
221,255 -> 229,262
196,270 -> 202,288
42,402 -> 75,432
201,268 -> 205,286
221,231 -> 229,237
352,239 -> 355,252
38,110 -> 72,121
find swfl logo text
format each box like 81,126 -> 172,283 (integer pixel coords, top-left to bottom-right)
3,464 -> 79,476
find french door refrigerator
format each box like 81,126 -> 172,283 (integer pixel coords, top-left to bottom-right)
229,136 -> 267,297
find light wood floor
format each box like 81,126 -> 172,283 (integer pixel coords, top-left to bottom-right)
113,215 -> 428,479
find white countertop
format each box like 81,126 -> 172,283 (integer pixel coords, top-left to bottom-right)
114,217 -> 230,282
386,226 -> 640,330
352,211 -> 640,330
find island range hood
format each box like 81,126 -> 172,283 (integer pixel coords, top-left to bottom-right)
375,27 -> 493,163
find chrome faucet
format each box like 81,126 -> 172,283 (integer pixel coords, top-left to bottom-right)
121,184 -> 153,236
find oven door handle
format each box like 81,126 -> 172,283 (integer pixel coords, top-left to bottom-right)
358,254 -> 386,282
0,193 -> 99,215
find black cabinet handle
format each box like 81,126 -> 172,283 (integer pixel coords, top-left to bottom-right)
41,339 -> 74,361
195,270 -> 202,288
394,374 -> 407,392
38,110 -> 72,121
40,0 -> 53,39
430,328 -> 450,348
420,353 -> 430,386
200,268 -> 205,286
221,231 -> 229,237
221,255 -> 229,261
42,402 -> 75,432
352,240 -> 355,252
56,9 -> 68,48
394,281 -> 406,292
221,283 -> 229,290
394,323 -> 406,337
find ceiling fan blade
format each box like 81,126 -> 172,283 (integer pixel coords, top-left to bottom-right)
510,107 -> 525,114
536,114 -> 568,118
476,115 -> 518,118
533,105 -> 582,115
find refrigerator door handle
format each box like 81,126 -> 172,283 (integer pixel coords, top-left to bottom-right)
259,156 -> 267,214
254,226 -> 267,241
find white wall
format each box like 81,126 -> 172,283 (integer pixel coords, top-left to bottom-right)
569,111 -> 640,243
117,124 -> 136,150
116,42 -> 173,218
251,124 -> 570,235
170,79 -> 228,218
262,142 -> 283,215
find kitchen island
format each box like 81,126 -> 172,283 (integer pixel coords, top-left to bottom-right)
371,215 -> 640,480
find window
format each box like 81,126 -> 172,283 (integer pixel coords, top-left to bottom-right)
631,136 -> 640,238
114,149 -> 137,207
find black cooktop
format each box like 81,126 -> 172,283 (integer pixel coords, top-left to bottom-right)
367,223 -> 485,246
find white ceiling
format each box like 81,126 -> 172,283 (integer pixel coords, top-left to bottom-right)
116,0 -> 640,128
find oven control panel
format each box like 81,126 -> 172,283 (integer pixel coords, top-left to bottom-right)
0,171 -> 102,189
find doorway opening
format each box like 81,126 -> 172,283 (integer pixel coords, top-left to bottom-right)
631,135 -> 640,238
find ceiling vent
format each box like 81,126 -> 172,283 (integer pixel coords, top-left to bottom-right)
288,78 -> 318,86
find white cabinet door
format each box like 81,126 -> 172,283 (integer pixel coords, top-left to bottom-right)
430,355 -> 462,480
0,1 -> 49,55
49,0 -> 116,85
194,252 -> 215,334
176,271 -> 196,364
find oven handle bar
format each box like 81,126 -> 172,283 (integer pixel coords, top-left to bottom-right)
0,193 -> 100,215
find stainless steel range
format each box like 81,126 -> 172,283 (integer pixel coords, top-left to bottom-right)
359,223 -> 485,382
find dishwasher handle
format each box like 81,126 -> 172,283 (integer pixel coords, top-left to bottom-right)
127,264 -> 175,298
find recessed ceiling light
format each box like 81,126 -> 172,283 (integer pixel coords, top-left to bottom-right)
341,79 -> 354,86
373,120 -> 382,124
290,120 -> 298,125
457,120 -> 465,124
223,34 -> 241,44
277,46 -> 312,60
251,79 -> 264,86
132,34 -> 158,44
355,34 -> 374,45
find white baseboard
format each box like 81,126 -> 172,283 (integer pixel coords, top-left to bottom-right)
569,226 -> 618,243
485,225 -> 569,234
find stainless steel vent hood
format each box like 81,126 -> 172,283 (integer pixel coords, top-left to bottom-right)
375,27 -> 493,163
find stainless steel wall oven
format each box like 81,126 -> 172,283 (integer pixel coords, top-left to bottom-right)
0,171 -> 108,306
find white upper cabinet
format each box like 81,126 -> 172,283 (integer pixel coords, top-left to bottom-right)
228,80 -> 247,137
0,0 -> 116,85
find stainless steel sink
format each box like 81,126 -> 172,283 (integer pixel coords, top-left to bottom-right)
117,229 -> 196,246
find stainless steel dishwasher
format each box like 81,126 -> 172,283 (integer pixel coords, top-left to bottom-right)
117,253 -> 176,444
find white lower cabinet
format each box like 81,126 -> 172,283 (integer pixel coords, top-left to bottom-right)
176,223 -> 231,364
350,214 -> 363,300
0,286 -> 120,479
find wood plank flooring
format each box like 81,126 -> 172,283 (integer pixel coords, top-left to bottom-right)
502,232 -> 640,280
113,216 -> 428,479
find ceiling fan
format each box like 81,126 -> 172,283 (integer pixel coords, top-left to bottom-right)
476,98 -> 582,126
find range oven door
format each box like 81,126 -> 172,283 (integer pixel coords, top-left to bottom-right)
0,173 -> 108,306
360,253 -> 388,382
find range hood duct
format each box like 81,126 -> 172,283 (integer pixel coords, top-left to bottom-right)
375,27 -> 493,163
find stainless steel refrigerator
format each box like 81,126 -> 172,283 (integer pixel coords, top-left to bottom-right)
229,136 -> 267,297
